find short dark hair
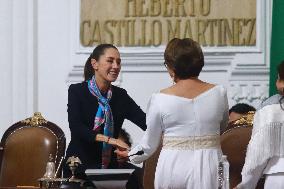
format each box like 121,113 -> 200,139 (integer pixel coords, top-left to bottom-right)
84,44 -> 118,81
164,38 -> 204,79
118,128 -> 132,147
229,103 -> 256,114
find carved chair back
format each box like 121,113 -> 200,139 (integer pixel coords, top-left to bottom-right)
0,112 -> 66,187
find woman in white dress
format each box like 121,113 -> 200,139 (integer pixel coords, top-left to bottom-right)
234,61 -> 284,189
116,38 -> 229,189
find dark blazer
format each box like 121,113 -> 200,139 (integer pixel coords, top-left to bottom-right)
64,82 -> 147,177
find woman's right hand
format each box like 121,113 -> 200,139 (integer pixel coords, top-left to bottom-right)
108,138 -> 129,151
96,134 -> 129,150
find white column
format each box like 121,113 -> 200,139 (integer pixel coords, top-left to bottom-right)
0,0 -> 36,138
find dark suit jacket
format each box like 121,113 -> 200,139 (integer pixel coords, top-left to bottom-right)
64,82 -> 146,177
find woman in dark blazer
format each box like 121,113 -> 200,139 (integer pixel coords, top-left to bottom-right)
63,44 -> 147,185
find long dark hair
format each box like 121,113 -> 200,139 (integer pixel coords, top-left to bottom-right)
84,44 -> 118,81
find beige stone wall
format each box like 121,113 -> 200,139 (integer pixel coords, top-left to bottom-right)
80,0 -> 256,47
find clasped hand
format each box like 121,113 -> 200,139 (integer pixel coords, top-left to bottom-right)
112,138 -> 130,162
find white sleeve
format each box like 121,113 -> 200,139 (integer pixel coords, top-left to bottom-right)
236,161 -> 267,189
220,86 -> 229,133
237,109 -> 269,189
129,94 -> 163,164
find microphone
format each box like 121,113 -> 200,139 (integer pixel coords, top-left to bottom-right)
117,150 -> 144,161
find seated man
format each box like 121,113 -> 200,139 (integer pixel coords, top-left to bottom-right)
116,129 -> 143,189
229,103 -> 256,123
228,103 -> 256,129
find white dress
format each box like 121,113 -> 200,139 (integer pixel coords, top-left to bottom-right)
237,94 -> 284,189
129,85 -> 229,189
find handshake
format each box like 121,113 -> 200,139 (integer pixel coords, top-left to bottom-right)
96,133 -> 130,162
97,131 -> 144,162
111,137 -> 131,162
